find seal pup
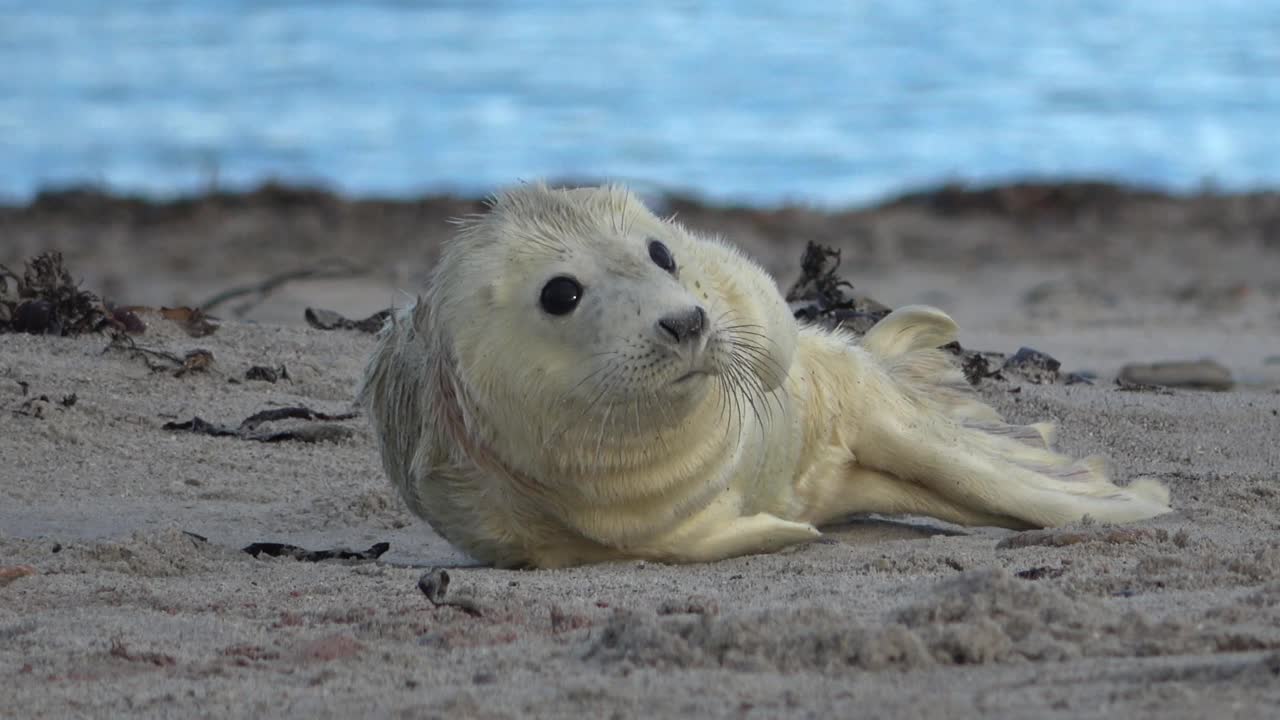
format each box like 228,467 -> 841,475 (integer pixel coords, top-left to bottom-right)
358,183 -> 1172,568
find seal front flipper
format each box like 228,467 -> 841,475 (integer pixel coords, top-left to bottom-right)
641,496 -> 821,563
664,513 -> 820,563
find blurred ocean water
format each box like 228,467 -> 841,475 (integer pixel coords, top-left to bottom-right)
1,0 -> 1278,206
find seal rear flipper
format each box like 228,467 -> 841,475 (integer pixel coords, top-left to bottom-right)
854,414 -> 1173,528
842,317 -> 1173,529
954,426 -> 1172,526
861,305 -> 958,360
799,464 -> 1037,529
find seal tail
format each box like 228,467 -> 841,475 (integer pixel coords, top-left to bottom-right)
854,305 -> 1172,528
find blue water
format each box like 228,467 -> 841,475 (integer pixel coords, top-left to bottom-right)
2,1 -> 1278,206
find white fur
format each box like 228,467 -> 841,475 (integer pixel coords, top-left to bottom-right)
357,183 -> 1172,568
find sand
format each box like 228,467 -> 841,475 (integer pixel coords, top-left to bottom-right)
2,182 -> 1279,718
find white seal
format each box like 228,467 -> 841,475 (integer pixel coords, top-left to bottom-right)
358,183 -> 1171,568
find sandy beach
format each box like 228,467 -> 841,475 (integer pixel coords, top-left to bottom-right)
3,182 -> 1279,718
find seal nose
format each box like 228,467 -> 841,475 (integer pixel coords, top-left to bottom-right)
657,306 -> 706,345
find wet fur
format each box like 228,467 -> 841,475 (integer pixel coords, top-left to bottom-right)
358,183 -> 1171,568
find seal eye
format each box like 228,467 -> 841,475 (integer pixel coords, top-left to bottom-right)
648,240 -> 676,274
539,275 -> 583,316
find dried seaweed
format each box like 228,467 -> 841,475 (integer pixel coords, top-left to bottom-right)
941,342 -> 1005,386
106,304 -> 147,334
242,541 -> 389,562
1014,565 -> 1068,581
105,333 -> 214,377
304,307 -> 391,333
238,406 -> 357,429
784,242 -> 891,334
162,405 -> 358,444
0,252 -> 114,335
785,242 -> 857,310
245,364 -> 289,383
159,306 -> 220,337
12,393 -> 78,419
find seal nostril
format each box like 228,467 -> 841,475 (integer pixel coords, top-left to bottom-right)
657,306 -> 707,344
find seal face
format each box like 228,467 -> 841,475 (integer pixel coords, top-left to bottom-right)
359,182 -> 1171,568
432,185 -> 795,479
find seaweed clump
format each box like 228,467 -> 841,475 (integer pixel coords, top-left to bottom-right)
0,251 -> 112,335
784,242 -> 890,334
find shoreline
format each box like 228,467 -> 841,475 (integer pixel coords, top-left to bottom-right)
7,175 -> 1280,213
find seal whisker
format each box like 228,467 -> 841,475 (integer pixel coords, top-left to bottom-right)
713,375 -> 738,446
717,311 -> 775,335
543,359 -> 622,451
719,319 -> 768,332
722,333 -> 784,424
642,393 -> 677,459
588,377 -> 637,472
727,358 -> 770,430
540,356 -> 619,445
738,367 -> 773,426
726,326 -> 787,362
726,337 -> 790,408
648,394 -> 680,461
722,363 -> 753,446
709,370 -> 734,438
718,310 -> 788,356
722,323 -> 784,349
726,336 -> 785,373
590,403 -> 615,473
631,394 -> 665,461
714,373 -> 737,443
574,364 -> 632,472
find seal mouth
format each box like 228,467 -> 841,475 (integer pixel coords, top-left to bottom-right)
673,370 -> 710,384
